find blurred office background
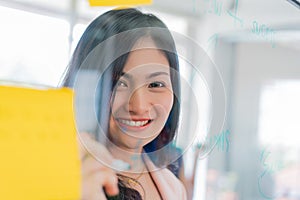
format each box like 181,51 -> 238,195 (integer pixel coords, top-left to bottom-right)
0,0 -> 299,199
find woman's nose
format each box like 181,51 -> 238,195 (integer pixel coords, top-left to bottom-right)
127,87 -> 150,115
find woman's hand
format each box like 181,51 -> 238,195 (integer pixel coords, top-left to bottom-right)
78,133 -> 122,200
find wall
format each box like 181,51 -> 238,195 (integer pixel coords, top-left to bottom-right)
219,41 -> 300,199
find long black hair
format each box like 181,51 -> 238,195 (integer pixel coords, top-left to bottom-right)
62,8 -> 181,160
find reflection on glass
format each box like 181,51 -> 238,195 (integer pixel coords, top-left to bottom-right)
258,80 -> 300,200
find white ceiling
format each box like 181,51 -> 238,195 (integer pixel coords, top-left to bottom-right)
0,0 -> 299,25
0,0 -> 299,42
152,0 -> 300,28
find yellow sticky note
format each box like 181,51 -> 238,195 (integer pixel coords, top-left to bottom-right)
89,0 -> 152,6
0,85 -> 81,200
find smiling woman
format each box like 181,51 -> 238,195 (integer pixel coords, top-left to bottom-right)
109,45 -> 174,150
61,8 -> 186,200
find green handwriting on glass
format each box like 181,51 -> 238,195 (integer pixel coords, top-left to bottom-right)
258,147 -> 284,199
196,129 -> 230,157
252,20 -> 276,48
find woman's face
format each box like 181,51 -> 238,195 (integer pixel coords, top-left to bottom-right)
109,38 -> 174,151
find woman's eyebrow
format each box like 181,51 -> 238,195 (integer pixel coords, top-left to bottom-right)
120,72 -> 132,79
146,71 -> 170,79
120,71 -> 170,79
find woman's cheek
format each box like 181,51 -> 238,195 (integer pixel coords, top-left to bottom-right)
111,92 -> 127,112
154,92 -> 174,116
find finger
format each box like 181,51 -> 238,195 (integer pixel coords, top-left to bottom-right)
82,176 -> 109,200
82,166 -> 119,199
89,184 -> 109,200
101,172 -> 119,196
97,188 -> 109,200
81,155 -> 120,195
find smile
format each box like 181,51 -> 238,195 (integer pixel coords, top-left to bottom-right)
117,119 -> 152,127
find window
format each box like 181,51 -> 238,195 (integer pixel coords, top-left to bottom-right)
0,6 -> 69,87
258,80 -> 300,199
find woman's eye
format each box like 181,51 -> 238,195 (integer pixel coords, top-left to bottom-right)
117,80 -> 128,88
148,82 -> 165,88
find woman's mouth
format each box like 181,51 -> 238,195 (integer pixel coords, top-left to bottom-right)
117,119 -> 152,129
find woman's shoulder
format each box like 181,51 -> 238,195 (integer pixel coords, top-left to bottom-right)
161,168 -> 187,194
150,167 -> 187,200
144,153 -> 187,199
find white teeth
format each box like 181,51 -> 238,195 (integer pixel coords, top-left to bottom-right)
119,119 -> 149,127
